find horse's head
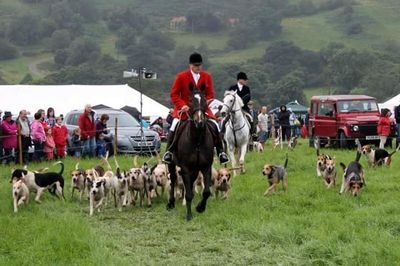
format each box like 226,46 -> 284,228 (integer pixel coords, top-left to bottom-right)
220,91 -> 244,117
189,89 -> 207,128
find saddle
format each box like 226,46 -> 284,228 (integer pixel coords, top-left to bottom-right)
173,120 -> 219,148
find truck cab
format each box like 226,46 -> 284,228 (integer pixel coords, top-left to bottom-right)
309,95 -> 382,148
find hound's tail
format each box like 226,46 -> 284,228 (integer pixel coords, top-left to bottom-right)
102,151 -> 112,170
355,138 -> 362,153
355,150 -> 361,162
389,143 -> 400,157
53,161 -> 64,176
75,162 -> 80,171
284,153 -> 289,169
339,162 -> 346,171
113,155 -> 120,169
133,155 -> 139,168
314,137 -> 320,156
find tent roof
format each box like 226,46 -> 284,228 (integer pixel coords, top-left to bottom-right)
286,101 -> 308,112
92,104 -> 112,109
0,84 -> 169,117
269,100 -> 308,114
378,93 -> 400,117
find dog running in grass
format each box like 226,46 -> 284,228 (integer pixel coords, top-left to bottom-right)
361,144 -> 400,167
322,156 -> 336,189
213,168 -> 232,199
12,179 -> 30,213
339,148 -> 365,197
11,161 -> 65,203
262,153 -> 288,195
315,144 -> 333,177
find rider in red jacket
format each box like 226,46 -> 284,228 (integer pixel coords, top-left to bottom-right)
163,52 -> 229,164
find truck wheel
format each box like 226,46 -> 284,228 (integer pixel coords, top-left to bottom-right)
339,131 -> 347,149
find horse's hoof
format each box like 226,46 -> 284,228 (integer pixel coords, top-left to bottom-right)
166,202 -> 175,210
186,214 -> 193,221
196,203 -> 206,213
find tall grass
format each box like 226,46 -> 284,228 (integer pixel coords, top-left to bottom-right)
1,139 -> 400,264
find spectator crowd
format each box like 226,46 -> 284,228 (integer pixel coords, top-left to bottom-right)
0,105 -> 114,165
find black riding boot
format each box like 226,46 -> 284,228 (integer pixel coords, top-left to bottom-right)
210,121 -> 229,164
162,131 -> 175,164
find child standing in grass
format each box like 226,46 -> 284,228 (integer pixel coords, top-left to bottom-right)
43,127 -> 55,160
70,128 -> 82,159
52,116 -> 68,159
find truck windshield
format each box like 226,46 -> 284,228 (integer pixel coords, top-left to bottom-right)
337,100 -> 378,113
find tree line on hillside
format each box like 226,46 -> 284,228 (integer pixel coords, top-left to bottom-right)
0,0 -> 398,108
32,40 -> 400,109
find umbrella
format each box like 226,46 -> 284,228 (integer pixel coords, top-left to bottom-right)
121,105 -> 140,120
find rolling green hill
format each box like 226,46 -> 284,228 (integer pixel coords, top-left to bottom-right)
0,0 -> 400,105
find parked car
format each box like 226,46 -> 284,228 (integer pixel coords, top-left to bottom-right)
64,108 -> 161,155
308,95 -> 394,148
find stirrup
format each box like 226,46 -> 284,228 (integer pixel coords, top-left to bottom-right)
162,151 -> 173,164
219,152 -> 230,164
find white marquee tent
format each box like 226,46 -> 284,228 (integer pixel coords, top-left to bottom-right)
378,93 -> 400,116
0,84 -> 169,118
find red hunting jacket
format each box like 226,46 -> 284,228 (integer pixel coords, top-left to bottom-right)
171,69 -> 215,120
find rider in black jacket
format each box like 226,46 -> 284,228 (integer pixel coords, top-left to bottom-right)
225,72 -> 256,136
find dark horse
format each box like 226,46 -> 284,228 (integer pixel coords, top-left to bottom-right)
166,89 -> 215,221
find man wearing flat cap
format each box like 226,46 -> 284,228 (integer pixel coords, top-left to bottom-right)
163,52 -> 229,164
225,72 -> 256,136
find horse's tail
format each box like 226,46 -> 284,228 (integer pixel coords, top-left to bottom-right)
284,153 -> 289,169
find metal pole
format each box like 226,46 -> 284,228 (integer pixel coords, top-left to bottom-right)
271,113 -> 276,150
114,117 -> 118,156
17,123 -> 22,165
139,67 -> 144,154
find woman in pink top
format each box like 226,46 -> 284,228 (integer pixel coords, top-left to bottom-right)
31,112 -> 46,162
1,111 -> 17,165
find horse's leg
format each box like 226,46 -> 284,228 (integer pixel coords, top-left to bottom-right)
239,143 -> 248,174
226,139 -> 237,175
196,166 -> 212,213
166,163 -> 176,210
182,167 -> 195,221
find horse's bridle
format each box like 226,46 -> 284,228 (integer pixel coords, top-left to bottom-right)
223,94 -> 241,114
224,94 -> 247,131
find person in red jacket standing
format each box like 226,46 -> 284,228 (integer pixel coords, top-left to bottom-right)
78,104 -> 96,157
162,52 -> 229,164
53,116 -> 68,159
377,108 -> 392,149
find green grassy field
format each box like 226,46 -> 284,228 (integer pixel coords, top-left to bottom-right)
2,139 -> 400,265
